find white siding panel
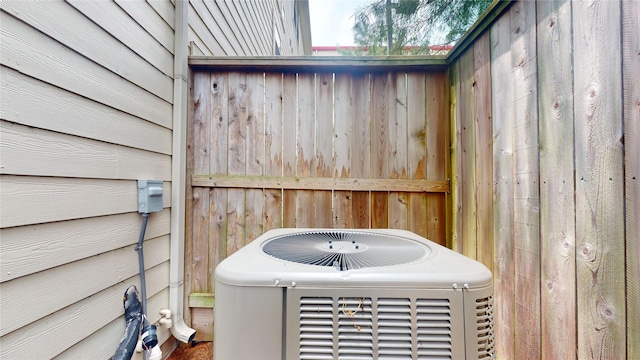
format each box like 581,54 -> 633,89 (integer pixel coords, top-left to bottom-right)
0,210 -> 170,282
0,14 -> 172,128
0,262 -> 169,359
67,0 -> 173,77
202,0 -> 246,54
188,4 -> 225,55
0,176 -> 171,228
53,288 -> 172,360
0,121 -> 171,180
147,0 -> 175,30
0,1 -> 173,103
228,0 -> 265,54
219,0 -> 256,55
191,0 -> 237,55
0,67 -> 172,155
0,235 -> 170,336
115,0 -> 174,53
239,0 -> 270,54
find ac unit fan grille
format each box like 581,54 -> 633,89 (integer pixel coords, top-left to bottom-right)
299,296 -> 452,359
262,230 -> 429,271
475,296 -> 495,359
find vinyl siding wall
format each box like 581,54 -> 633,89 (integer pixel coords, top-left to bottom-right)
0,1 -> 308,358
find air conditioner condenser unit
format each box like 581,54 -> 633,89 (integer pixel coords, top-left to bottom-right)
214,228 -> 494,359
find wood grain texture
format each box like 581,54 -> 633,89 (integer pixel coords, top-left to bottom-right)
0,210 -> 170,282
0,235 -> 169,336
0,262 -> 169,358
296,73 -> 315,227
315,72 -> 334,227
510,2 -> 541,358
536,1 -> 577,358
490,11 -> 515,360
0,176 -> 170,228
473,33 -> 493,270
371,73 -> 390,228
573,1 -> 626,358
245,72 -> 265,242
351,73 -> 371,228
407,72 -> 428,237
0,121 -> 171,180
449,60 -> 463,252
458,48 -> 477,260
388,72 -> 409,230
0,67 -> 172,155
263,73 -> 284,231
0,1 -> 173,102
333,73 -> 354,227
282,73 -> 297,227
622,0 -> 640,356
0,13 -> 172,127
425,73 -> 448,245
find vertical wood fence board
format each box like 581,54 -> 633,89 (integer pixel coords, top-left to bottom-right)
473,33 -> 493,271
263,73 -> 284,231
209,72 -> 229,292
425,73 -> 448,245
315,72 -> 334,227
296,73 -> 315,227
536,1 -> 577,358
351,74 -> 371,228
510,2 -> 541,358
388,72 -> 409,230
371,73 -> 390,228
192,72 -> 211,293
573,1 -> 626,358
333,73 -> 354,227
490,10 -> 515,359
622,0 -> 640,356
282,73 -> 297,227
407,73 -> 428,238
449,61 -> 463,252
245,72 -> 265,243
458,48 -> 477,260
184,66 -> 196,326
226,72 -> 247,255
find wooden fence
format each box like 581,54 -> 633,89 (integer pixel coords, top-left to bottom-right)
185,61 -> 450,339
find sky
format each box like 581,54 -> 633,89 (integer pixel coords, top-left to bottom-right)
308,0 -> 373,47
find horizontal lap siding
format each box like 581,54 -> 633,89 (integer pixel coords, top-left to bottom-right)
0,1 -> 174,358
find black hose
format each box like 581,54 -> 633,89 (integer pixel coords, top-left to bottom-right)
136,212 -> 150,319
111,286 -> 142,360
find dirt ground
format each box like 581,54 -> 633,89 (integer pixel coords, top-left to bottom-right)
166,342 -> 213,360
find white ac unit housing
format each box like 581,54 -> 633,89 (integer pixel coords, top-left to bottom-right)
214,228 -> 494,360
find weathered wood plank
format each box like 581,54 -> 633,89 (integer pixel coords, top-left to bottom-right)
263,73 -> 284,231
573,1 -> 626,358
0,210 -> 170,282
622,0 -> 640,356
192,175 -> 449,193
536,1 -> 576,359
458,48 -> 477,260
425,73 -> 448,246
333,73 -> 353,227
0,176 -> 170,228
351,73 -> 371,228
296,73 -> 315,227
282,73 -> 297,227
449,60 -> 462,252
188,293 -> 216,308
371,73 -> 390,228
0,13 -> 172,127
0,235 -> 169,337
245,72 -> 265,242
490,10 -> 515,360
0,121 -> 171,180
315,72 -> 334,227
407,72 -> 428,237
191,72 -> 211,293
226,72 -> 247,254
473,33 -> 493,270
0,262 -> 169,359
510,2 -> 541,358
0,67 -> 172,155
388,72 -> 409,230
0,1 -> 173,102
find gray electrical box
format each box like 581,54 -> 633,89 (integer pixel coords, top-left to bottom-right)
137,180 -> 163,213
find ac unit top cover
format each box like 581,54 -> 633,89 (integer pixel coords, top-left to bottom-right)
215,228 -> 492,289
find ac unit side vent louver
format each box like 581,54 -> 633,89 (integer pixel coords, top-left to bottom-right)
475,296 -> 495,359
299,297 -> 453,360
262,230 -> 429,271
